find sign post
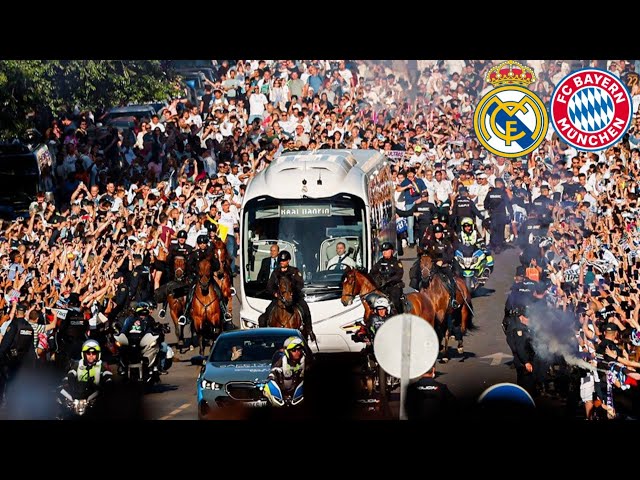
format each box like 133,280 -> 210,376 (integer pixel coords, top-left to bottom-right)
374,314 -> 439,420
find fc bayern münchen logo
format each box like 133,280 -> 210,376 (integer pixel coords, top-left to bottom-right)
550,68 -> 633,151
474,61 -> 548,158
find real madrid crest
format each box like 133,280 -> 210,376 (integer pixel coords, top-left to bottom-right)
473,61 -> 548,158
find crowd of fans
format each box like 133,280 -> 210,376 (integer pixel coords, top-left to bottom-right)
1,59 -> 640,418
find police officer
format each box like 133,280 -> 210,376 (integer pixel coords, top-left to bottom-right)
506,305 -> 537,397
261,251 -> 315,342
518,210 -> 547,249
109,271 -> 130,322
396,191 -> 438,248
531,183 -> 555,217
370,241 -> 405,314
503,266 -> 533,345
451,186 -> 485,231
0,303 -> 35,410
483,177 -> 513,253
129,254 -> 153,303
58,293 -> 89,364
405,366 -> 457,420
417,225 -> 459,309
158,230 -> 193,318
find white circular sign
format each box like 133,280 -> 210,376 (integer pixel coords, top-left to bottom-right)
373,314 -> 439,379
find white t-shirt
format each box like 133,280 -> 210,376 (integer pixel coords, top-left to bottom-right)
249,93 -> 268,118
219,210 -> 239,231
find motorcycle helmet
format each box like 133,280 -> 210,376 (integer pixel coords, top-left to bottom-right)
135,302 -> 150,316
81,339 -> 101,364
177,230 -> 188,239
433,224 -> 444,234
461,217 -> 474,227
380,241 -> 394,251
283,336 -> 304,359
373,297 -> 391,315
277,250 -> 292,262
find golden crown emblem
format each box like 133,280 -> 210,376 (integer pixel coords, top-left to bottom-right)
486,60 -> 536,87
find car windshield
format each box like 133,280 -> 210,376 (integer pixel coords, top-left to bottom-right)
210,334 -> 295,363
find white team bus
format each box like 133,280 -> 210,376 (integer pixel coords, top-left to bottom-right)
239,149 -> 397,353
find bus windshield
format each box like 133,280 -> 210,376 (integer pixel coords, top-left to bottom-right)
243,194 -> 366,301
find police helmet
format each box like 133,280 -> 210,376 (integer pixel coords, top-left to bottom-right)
434,224 -> 444,234
381,241 -> 394,251
277,250 -> 292,262
283,336 -> 304,359
461,217 -> 474,228
206,222 -> 218,232
438,213 -> 448,223
177,230 -> 187,239
134,302 -> 150,315
373,297 -> 391,315
197,234 -> 209,245
67,292 -> 81,308
81,339 -> 101,363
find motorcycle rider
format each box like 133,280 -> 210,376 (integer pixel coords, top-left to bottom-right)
352,296 -> 392,344
370,242 -> 405,314
118,302 -> 170,376
263,336 -> 306,406
61,339 -> 113,394
158,229 -> 193,319
454,217 -> 493,277
259,251 -> 315,342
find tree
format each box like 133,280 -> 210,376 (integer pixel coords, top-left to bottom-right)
0,60 -> 177,138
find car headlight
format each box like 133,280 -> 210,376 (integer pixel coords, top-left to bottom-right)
241,317 -> 258,329
201,380 -> 223,390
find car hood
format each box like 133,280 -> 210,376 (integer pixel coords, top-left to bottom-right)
201,360 -> 272,384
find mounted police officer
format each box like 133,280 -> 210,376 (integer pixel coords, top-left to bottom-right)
259,251 -> 315,342
414,225 -> 459,309
370,242 -> 405,314
158,230 -> 193,319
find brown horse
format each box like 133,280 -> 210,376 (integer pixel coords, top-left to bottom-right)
211,237 -> 235,321
190,257 -> 222,356
340,266 -> 436,329
167,255 -> 188,349
268,274 -> 303,332
418,255 -> 474,357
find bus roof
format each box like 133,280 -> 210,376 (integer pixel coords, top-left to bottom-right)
245,149 -> 389,200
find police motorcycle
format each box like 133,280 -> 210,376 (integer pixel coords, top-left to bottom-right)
113,302 -> 172,387
454,244 -> 493,294
341,296 -> 398,413
58,378 -> 101,419
260,379 -> 304,408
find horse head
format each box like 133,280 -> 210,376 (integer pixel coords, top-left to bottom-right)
341,266 -> 358,306
173,255 -> 186,281
276,273 -> 295,309
197,258 -> 212,295
419,255 -> 435,288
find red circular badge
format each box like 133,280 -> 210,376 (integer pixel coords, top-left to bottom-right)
550,68 -> 632,151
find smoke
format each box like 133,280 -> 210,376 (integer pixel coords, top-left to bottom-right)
527,301 -> 596,373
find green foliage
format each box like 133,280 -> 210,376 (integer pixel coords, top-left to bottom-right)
0,60 -> 176,137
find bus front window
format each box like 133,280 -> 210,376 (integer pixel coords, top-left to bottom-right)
242,195 -> 365,301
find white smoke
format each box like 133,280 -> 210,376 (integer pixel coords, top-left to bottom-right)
527,302 -> 596,373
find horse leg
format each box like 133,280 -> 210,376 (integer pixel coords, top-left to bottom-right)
198,333 -> 205,357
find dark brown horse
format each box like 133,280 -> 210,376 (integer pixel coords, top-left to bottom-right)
340,266 -> 436,329
167,255 -> 188,349
418,255 -> 474,357
268,274 -> 303,331
211,237 -> 235,321
190,257 -> 222,356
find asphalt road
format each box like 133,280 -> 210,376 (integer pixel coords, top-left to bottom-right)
143,244 -> 522,420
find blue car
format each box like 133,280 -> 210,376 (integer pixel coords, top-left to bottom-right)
196,328 -> 304,419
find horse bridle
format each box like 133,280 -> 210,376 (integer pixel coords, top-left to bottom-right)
342,271 -> 358,299
276,276 -> 294,309
420,259 -> 434,286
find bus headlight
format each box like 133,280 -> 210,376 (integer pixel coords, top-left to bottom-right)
242,317 -> 258,329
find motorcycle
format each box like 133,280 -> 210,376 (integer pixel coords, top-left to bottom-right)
261,379 -> 304,407
57,378 -> 101,420
113,320 -> 171,387
341,320 -> 398,415
454,244 -> 493,294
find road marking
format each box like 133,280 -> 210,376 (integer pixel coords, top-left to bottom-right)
480,352 -> 513,366
159,403 -> 191,420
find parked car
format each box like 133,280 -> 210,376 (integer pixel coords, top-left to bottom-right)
196,328 -> 304,419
